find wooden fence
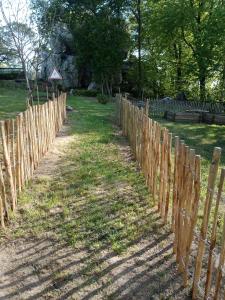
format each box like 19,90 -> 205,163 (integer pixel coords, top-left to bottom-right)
127,96 -> 225,117
0,93 -> 67,227
150,99 -> 225,117
117,94 -> 225,299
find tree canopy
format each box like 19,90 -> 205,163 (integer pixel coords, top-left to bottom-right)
1,0 -> 224,100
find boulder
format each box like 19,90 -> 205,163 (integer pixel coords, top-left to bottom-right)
87,82 -> 97,90
40,24 -> 78,89
66,105 -> 74,112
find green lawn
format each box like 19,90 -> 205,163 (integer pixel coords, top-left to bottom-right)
154,117 -> 225,163
0,87 -> 28,119
154,117 -> 225,184
0,86 -> 47,119
153,117 -> 225,236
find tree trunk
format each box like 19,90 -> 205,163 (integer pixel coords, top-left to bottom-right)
199,72 -> 206,101
101,75 -> 104,95
173,43 -> 182,94
220,62 -> 225,102
137,0 -> 142,98
21,59 -> 32,104
105,78 -> 111,96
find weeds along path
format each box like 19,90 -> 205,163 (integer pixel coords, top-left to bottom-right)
0,97 -> 190,299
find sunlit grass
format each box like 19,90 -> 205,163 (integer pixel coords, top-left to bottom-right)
0,86 -> 47,119
154,117 -> 225,239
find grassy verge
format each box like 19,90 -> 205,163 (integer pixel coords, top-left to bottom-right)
0,87 -> 28,119
154,117 -> 225,163
5,96 -> 156,254
153,117 -> 225,235
153,117 -> 225,183
0,86 -> 47,119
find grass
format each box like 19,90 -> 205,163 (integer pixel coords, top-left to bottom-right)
1,87 -> 223,251
153,116 -> 225,236
0,91 -> 223,296
0,86 -> 47,119
5,96 -> 157,255
0,87 -> 28,119
153,117 -> 225,183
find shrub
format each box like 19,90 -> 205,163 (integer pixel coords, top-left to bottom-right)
75,89 -> 98,97
0,71 -> 25,80
97,93 -> 109,104
0,79 -> 26,89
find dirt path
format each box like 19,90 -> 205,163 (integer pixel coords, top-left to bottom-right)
34,124 -> 74,179
0,99 -> 191,300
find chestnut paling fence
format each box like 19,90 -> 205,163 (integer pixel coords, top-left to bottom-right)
0,93 -> 67,228
116,94 -> 225,300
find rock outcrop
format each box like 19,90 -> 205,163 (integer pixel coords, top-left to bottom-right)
41,24 -> 78,89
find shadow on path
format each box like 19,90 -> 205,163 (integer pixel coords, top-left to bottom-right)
0,98 -> 191,299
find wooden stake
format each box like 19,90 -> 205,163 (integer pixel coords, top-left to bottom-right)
192,147 -> 221,299
0,121 -> 16,210
204,168 -> 225,299
213,211 -> 225,299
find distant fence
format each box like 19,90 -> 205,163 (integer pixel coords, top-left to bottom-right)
127,96 -> 225,117
0,93 -> 67,227
117,94 -> 225,299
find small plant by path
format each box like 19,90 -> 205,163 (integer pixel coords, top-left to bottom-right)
0,97 -> 191,299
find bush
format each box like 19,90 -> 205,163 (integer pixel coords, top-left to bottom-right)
0,80 -> 27,89
0,70 -> 25,80
75,89 -> 98,97
97,93 -> 110,104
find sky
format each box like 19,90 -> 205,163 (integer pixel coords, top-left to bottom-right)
0,0 -> 31,26
0,0 -> 35,68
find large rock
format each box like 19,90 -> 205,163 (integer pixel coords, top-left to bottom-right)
87,82 -> 97,90
40,24 -> 78,89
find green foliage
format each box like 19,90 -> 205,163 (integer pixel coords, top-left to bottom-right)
32,0 -> 130,95
32,0 -> 225,101
71,7 -> 130,95
97,93 -> 110,104
75,89 -> 98,97
140,0 -> 225,100
0,22 -> 36,65
0,72 -> 24,80
0,28 -> 16,64
0,80 -> 27,90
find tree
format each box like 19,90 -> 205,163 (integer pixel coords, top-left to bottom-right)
31,0 -> 225,101
32,0 -> 130,95
0,0 -> 38,98
179,0 -> 225,100
71,10 -> 129,94
0,21 -> 36,94
143,0 -> 225,101
0,34 -> 16,64
129,0 -> 143,97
